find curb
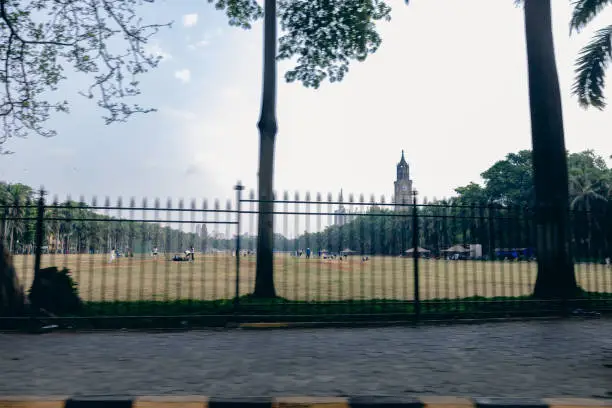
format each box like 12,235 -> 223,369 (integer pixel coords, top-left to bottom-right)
236,316 -> 574,330
0,396 -> 610,408
239,323 -> 291,329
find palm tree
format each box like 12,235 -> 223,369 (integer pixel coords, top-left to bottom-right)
569,166 -> 607,257
4,184 -> 33,253
570,0 -> 612,109
569,167 -> 607,211
523,0 -> 578,298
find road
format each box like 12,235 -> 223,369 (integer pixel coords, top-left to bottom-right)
1,319 -> 611,398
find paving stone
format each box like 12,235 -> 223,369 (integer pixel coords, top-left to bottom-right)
0,319 -> 611,398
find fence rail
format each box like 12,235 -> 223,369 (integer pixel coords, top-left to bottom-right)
1,185 -> 611,329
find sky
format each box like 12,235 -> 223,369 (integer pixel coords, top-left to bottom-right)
1,0 -> 612,231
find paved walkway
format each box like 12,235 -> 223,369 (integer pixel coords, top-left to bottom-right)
1,319 -> 611,398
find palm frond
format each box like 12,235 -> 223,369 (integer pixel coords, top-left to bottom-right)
570,0 -> 612,33
588,190 -> 607,201
570,195 -> 581,210
573,24 -> 612,109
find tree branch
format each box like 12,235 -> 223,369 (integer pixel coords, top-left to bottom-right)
0,0 -> 172,147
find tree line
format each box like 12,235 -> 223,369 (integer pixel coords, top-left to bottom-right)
287,150 -> 612,263
3,149 -> 611,261
0,183 -> 214,255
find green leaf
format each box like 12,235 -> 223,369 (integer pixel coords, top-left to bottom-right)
573,25 -> 612,109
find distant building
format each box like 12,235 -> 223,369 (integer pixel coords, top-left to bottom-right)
394,150 -> 414,211
196,224 -> 208,238
334,189 -> 348,226
211,231 -> 225,240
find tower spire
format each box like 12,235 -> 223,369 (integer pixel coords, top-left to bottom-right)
398,150 -> 408,167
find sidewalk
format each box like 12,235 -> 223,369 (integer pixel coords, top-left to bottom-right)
1,319 -> 611,398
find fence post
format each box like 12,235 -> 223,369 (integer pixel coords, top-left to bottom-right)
34,188 -> 46,279
411,191 -> 420,321
234,181 -> 244,308
488,204 -> 495,260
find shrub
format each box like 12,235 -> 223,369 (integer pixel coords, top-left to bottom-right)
29,267 -> 82,315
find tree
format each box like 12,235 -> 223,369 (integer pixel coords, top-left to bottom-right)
523,0 -> 578,299
455,150 -> 612,207
0,239 -> 27,317
568,152 -> 608,211
567,151 -> 609,258
454,182 -> 489,205
252,0 -> 393,297
481,151 -> 534,207
454,151 -> 533,207
0,0 -> 172,152
0,183 -> 33,253
253,0 -> 278,298
570,0 -> 612,109
569,166 -> 604,255
277,0 -> 392,87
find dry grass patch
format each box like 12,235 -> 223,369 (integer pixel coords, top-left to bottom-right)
11,253 -> 612,302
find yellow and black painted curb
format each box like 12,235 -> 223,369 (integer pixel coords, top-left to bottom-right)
0,396 -> 611,408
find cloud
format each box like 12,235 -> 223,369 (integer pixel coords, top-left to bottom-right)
174,69 -> 191,84
182,13 -> 198,27
160,107 -> 197,121
187,39 -> 210,50
220,86 -> 248,105
145,43 -> 172,61
47,147 -> 76,159
187,29 -> 224,50
185,164 -> 201,176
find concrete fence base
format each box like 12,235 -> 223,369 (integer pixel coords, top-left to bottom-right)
0,396 -> 610,408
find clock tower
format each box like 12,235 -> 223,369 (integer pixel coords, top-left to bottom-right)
394,150 -> 413,210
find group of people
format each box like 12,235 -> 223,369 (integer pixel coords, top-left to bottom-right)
108,247 -> 135,263
171,247 -> 196,262
295,248 -> 312,258
292,248 -> 370,263
184,247 -> 195,261
108,246 -> 198,263
108,248 -> 119,263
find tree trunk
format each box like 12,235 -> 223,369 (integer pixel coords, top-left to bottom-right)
253,0 -> 278,298
0,240 -> 26,317
524,0 -> 578,299
2,217 -> 9,245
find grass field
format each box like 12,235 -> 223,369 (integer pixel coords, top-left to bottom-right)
11,253 -> 612,302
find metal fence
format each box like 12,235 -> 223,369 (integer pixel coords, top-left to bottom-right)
1,185 -> 611,328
